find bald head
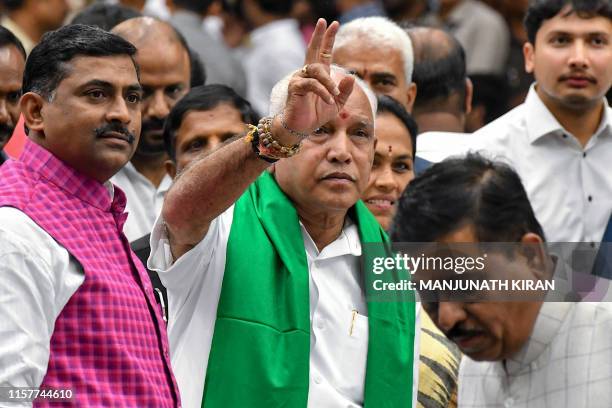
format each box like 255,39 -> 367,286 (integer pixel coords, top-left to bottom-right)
112,17 -> 193,159
407,27 -> 471,132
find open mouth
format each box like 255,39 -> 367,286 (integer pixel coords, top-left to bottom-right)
365,196 -> 396,210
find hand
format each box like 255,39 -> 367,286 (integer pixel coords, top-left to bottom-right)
279,19 -> 355,140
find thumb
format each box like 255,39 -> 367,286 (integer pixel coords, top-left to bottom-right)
335,75 -> 355,108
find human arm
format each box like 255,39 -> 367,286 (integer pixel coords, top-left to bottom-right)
163,19 -> 355,259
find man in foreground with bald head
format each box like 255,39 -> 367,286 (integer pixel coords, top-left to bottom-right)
111,17 -> 197,242
148,19 -> 419,408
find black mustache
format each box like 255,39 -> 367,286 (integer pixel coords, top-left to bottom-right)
446,324 -> 484,341
94,123 -> 135,144
142,117 -> 165,133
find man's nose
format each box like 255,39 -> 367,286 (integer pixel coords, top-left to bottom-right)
436,302 -> 468,334
326,131 -> 352,164
145,90 -> 170,120
106,96 -> 131,123
568,41 -> 589,70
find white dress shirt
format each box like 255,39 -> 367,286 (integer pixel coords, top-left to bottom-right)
458,302 -> 612,408
472,86 -> 612,243
0,206 -> 91,405
111,162 -> 172,242
240,19 -> 305,115
149,205 -> 420,408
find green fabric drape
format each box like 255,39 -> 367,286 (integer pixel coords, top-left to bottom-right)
203,171 -> 416,407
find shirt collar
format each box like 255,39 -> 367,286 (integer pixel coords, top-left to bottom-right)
525,84 -> 612,144
301,216 -> 362,261
504,301 -> 573,375
19,139 -> 125,213
250,19 -> 299,46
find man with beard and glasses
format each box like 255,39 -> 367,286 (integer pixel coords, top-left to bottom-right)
0,24 -> 179,406
471,0 -> 612,244
392,153 -> 612,408
111,17 -> 196,242
0,26 -> 25,165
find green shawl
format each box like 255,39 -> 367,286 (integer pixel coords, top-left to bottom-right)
202,171 -> 416,407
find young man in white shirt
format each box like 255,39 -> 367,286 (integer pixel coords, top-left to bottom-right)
473,0 -> 612,244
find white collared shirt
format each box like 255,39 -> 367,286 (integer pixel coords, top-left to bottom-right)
148,205 -> 420,408
458,302 -> 612,408
472,86 -> 612,243
240,19 -> 305,115
111,162 -> 172,242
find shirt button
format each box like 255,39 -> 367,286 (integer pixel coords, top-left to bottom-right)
588,195 -> 593,202
563,134 -> 568,139
583,152 -> 587,158
504,397 -> 514,408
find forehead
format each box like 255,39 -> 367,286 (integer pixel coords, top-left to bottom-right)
536,9 -> 612,39
334,43 -> 405,77
337,79 -> 374,124
0,45 -> 24,85
374,113 -> 413,153
178,104 -> 244,135
57,55 -> 139,88
133,37 -> 190,84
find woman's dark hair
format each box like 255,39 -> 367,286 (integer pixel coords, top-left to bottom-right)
376,95 -> 418,155
163,84 -> 258,160
391,153 -> 546,243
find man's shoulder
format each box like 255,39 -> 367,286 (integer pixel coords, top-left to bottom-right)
472,104 -> 529,149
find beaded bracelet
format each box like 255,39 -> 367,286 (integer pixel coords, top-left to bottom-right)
244,124 -> 278,163
257,116 -> 302,159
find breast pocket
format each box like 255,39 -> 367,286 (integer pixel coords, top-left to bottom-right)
336,311 -> 369,401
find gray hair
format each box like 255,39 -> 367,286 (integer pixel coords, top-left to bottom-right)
269,64 -> 378,119
334,16 -> 414,84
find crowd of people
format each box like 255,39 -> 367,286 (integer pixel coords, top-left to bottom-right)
0,0 -> 611,407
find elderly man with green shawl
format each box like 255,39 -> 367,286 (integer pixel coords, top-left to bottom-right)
148,19 -> 419,408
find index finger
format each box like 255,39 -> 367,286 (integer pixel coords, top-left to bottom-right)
317,21 -> 339,67
304,18 -> 327,64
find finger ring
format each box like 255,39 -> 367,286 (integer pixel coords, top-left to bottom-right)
320,52 -> 332,59
301,64 -> 309,76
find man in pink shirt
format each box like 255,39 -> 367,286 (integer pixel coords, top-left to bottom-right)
0,24 -> 180,406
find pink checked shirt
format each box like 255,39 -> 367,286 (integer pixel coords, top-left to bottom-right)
0,141 -> 180,407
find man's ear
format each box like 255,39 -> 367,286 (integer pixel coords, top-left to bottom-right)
523,42 -> 535,74
405,82 -> 417,113
165,159 -> 177,179
465,78 -> 473,115
19,92 -> 46,136
519,232 -> 548,278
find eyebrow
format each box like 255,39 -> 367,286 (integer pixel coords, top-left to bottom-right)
79,79 -> 143,93
370,72 -> 398,82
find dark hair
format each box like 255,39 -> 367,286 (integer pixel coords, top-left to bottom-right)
23,24 -> 138,99
188,48 -> 206,87
173,0 -> 215,13
254,0 -> 294,16
163,84 -> 258,160
1,0 -> 24,11
525,0 -> 612,45
409,28 -> 468,114
376,95 -> 418,154
390,153 -> 546,243
0,25 -> 26,60
70,3 -> 142,31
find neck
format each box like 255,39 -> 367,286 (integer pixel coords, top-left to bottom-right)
414,110 -> 465,133
537,87 -> 604,147
297,206 -> 347,252
130,153 -> 168,187
10,11 -> 45,43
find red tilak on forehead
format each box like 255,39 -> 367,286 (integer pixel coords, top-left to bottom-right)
339,111 -> 349,119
